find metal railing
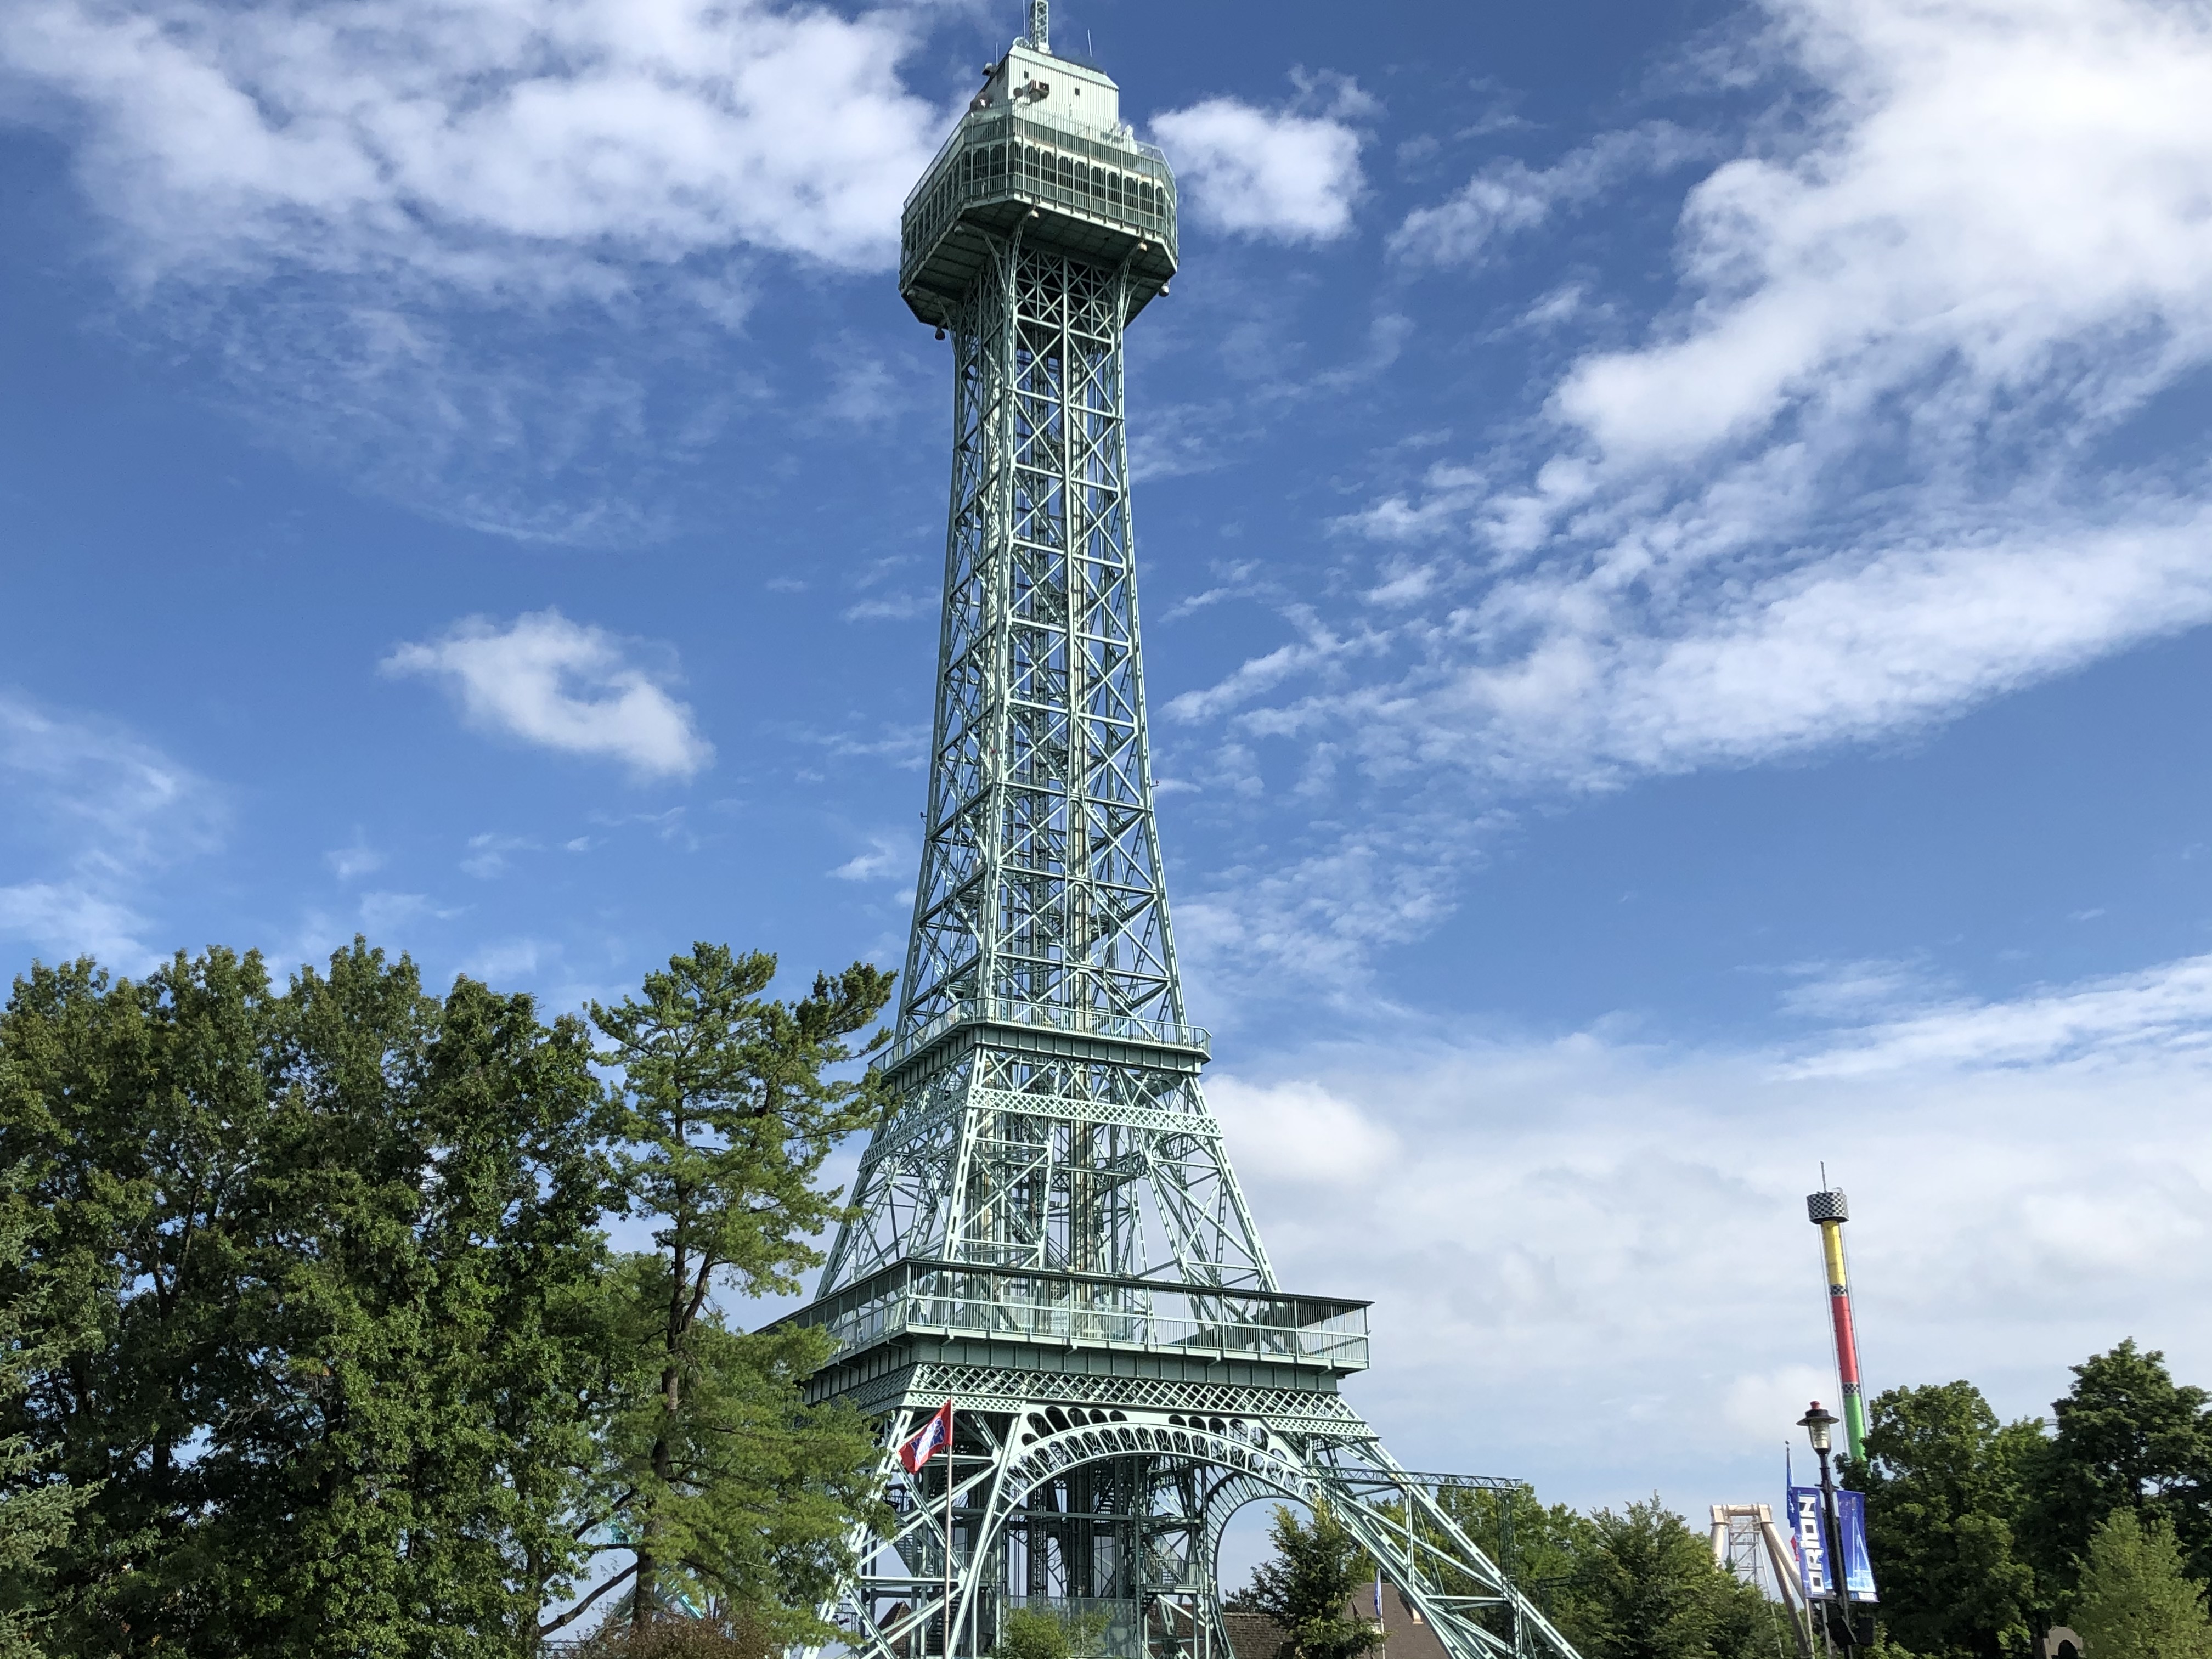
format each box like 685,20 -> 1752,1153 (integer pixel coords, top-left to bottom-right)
791,1260 -> 1370,1373
886,996 -> 1210,1071
901,106 -> 1177,289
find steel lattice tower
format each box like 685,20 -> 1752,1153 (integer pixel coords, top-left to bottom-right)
791,13 -> 1586,1659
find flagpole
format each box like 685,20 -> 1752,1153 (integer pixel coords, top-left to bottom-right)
944,1405 -> 955,1659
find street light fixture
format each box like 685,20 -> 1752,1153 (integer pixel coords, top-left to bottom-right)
1797,1402 -> 1851,1654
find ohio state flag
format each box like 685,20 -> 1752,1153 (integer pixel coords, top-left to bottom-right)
899,1402 -> 953,1473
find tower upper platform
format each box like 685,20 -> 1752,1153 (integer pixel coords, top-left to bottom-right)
899,40 -> 1178,329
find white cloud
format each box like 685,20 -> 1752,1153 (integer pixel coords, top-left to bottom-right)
357,890 -> 461,932
0,882 -> 153,967
1171,0 -> 2212,984
1792,951 -> 2212,1077
1212,993 -> 2212,1506
830,834 -> 905,882
0,695 -> 217,873
460,832 -> 540,879
0,0 -> 945,290
464,937 -> 554,981
0,695 -> 221,967
1390,123 -> 1707,267
0,0 -> 947,541
1152,96 -> 1365,243
1552,0 -> 2212,469
383,609 -> 713,778
842,592 -> 936,624
325,838 -> 384,881
1207,1075 -> 1401,1187
1397,506 -> 2212,792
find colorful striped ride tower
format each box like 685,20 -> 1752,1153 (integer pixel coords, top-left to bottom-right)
1806,1189 -> 1867,1463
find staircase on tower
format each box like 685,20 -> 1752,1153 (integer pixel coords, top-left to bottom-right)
782,11 -> 1588,1659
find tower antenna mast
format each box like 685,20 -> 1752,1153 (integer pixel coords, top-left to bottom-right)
784,12 -> 1588,1659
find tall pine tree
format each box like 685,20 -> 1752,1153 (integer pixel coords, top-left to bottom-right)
573,945 -> 893,1642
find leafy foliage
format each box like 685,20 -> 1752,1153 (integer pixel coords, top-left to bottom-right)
2070,1509 -> 2212,1659
1226,1503 -> 1381,1659
2023,1343 -> 2212,1596
1554,1498 -> 1775,1659
994,1605 -> 1109,1659
1433,1483 -> 1599,1629
1234,1492 -> 1770,1659
1853,1380 -> 2043,1659
0,1163 -> 94,1658
0,936 -> 894,1656
574,944 -> 894,1641
0,943 -> 613,1654
997,1606 -> 1076,1659
571,1609 -> 773,1659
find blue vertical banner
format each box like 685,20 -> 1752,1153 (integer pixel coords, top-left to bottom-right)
1837,1489 -> 1879,1603
1789,1487 -> 1880,1604
1788,1487 -> 1830,1601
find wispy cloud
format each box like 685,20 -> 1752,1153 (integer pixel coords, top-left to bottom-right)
841,592 -> 936,624
1390,122 -> 1707,267
1790,952 -> 2212,1078
0,695 -> 221,966
1170,0 -> 2212,986
0,0 -> 943,289
1152,76 -> 1372,244
459,833 -> 540,880
1207,979 -> 2212,1502
0,884 -> 154,969
383,609 -> 713,779
357,890 -> 461,932
0,0 -> 946,540
325,837 -> 385,881
829,833 -> 906,883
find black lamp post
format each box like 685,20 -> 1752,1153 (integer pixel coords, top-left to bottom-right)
1798,1402 -> 1850,1652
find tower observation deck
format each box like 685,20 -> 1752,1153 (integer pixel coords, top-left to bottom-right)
788,10 -> 1588,1659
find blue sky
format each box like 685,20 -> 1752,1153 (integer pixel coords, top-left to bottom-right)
7,0 -> 2212,1534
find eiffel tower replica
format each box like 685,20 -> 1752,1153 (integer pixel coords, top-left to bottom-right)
790,11 -> 1585,1659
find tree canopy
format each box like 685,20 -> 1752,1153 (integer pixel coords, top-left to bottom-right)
1853,1342 -> 2212,1659
2070,1509 -> 2212,1659
1226,1502 -> 1383,1659
0,938 -> 891,1657
1854,1380 -> 2042,1659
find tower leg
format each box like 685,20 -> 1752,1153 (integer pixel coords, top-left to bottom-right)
816,1386 -> 1581,1659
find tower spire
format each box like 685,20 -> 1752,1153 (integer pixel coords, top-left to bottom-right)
1029,0 -> 1048,54
787,16 -> 1589,1659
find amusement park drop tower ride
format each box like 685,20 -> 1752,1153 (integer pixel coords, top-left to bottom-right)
1807,1189 -> 1867,1464
780,8 -> 1590,1659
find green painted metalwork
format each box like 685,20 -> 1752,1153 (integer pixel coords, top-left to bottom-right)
789,14 -> 1589,1659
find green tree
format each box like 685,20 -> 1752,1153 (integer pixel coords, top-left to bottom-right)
0,1163 -> 94,1657
580,944 -> 894,1640
1226,1502 -> 1381,1659
994,1605 -> 1109,1659
997,1607 -> 1074,1659
1559,1498 -> 1772,1659
1430,1485 -> 1599,1647
0,944 -> 613,1656
1854,1380 -> 2042,1659
2070,1509 -> 2212,1659
2023,1342 -> 2212,1595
